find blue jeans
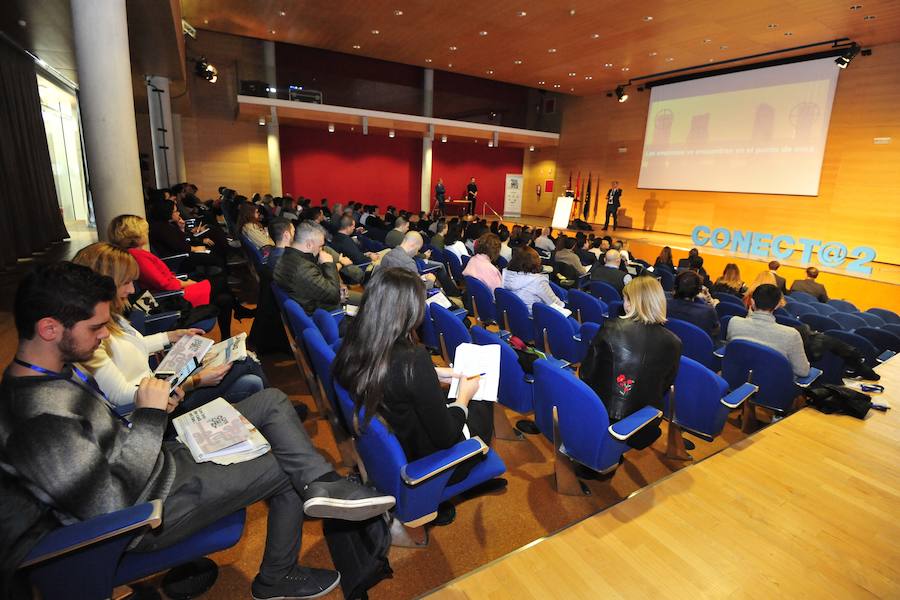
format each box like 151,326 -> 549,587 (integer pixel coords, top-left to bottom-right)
179,357 -> 268,412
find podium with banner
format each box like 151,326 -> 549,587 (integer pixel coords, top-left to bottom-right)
503,174 -> 523,218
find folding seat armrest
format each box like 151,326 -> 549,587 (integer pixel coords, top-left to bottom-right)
152,290 -> 185,300
577,274 -> 591,289
498,329 -> 512,341
452,307 -> 469,320
419,264 -> 442,275
721,382 -> 758,409
145,310 -> 180,324
713,344 -> 727,358
524,374 -> 535,384
543,357 -> 571,370
401,437 -> 488,486
794,367 -> 823,388
161,253 -> 190,262
608,406 -> 663,441
354,260 -> 373,269
175,274 -> 189,281
21,500 -> 163,568
876,350 -> 896,363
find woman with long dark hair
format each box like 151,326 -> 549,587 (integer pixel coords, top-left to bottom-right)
332,268 -> 494,522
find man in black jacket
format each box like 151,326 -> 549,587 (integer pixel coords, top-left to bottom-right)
602,180 -> 622,231
0,262 -> 395,599
590,249 -> 631,294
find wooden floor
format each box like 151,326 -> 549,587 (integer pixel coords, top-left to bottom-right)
429,359 -> 900,599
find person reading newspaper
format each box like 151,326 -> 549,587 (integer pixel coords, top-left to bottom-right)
0,263 -> 395,600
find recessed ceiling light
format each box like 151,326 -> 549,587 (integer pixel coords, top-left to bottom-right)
548,48 -> 557,53
441,135 -> 448,143
591,33 -> 601,39
665,57 -> 675,62
767,23 -> 778,28
258,117 -> 266,126
570,87 -> 575,91
584,75 -> 593,80
513,59 -> 523,64
516,10 -> 527,17
553,83 -> 561,88
720,44 -> 728,50
488,140 -> 494,147
604,63 -> 613,67
863,14 -> 876,19
270,29 -> 276,34
425,58 -> 432,63
393,9 -> 403,16
486,69 -> 494,75
529,145 -> 535,152
279,10 -> 286,16
352,44 -> 361,49
621,67 -> 630,71
538,80 -> 545,85
709,58 -> 715,62
328,123 -> 335,133
479,30 -> 488,36
448,63 -> 453,68
569,9 -> 576,16
371,29 -> 380,34
449,46 -> 457,51
642,16 -> 654,21
568,72 -> 576,76
388,129 -> 395,138
850,4 -> 863,10
703,38 -> 712,44
784,31 -> 793,35
203,18 -> 209,24
649,51 -> 658,56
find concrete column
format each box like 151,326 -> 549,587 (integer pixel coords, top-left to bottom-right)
267,108 -> 283,197
264,41 -> 277,97
423,68 -> 434,117
146,75 -> 177,188
71,0 -> 144,238
172,113 -> 187,183
420,70 -> 435,211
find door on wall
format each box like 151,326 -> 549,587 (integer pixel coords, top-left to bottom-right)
37,75 -> 92,226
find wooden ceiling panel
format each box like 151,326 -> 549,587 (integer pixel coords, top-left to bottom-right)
181,0 -> 900,96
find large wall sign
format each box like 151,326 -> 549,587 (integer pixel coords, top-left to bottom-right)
691,225 -> 877,275
503,174 -> 524,217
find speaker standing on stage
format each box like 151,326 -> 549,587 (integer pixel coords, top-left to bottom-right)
435,178 -> 446,214
466,177 -> 478,215
603,180 -> 622,231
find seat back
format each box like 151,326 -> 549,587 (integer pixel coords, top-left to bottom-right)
464,276 -> 497,324
589,280 -> 622,304
856,312 -> 886,328
656,268 -> 675,292
548,280 -> 569,302
283,299 -> 316,340
312,308 -> 341,344
444,250 -> 464,283
460,254 -> 471,269
785,302 -> 817,318
790,291 -> 819,304
302,328 -> 340,414
775,315 -> 803,329
720,314 -> 735,339
831,312 -> 867,331
814,302 -> 840,315
714,294 -> 745,308
827,299 -> 859,312
471,326 -> 534,414
270,281 -> 290,312
722,340 -> 796,412
532,359 -> 625,472
825,329 -> 878,365
430,303 -> 472,364
773,307 -> 791,318
884,323 -> 900,338
532,303 -> 580,363
855,327 -> 900,353
716,302 -> 748,320
867,307 -> 900,325
669,356 -> 731,441
665,318 -> 718,371
494,288 -> 534,343
567,289 -> 606,325
798,313 -> 842,333
495,255 -> 508,270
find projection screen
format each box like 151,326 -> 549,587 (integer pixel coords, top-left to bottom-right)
637,57 -> 841,196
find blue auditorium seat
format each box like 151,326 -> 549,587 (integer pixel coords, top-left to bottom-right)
566,288 -> 607,325
464,275 -> 498,326
495,288 -> 534,343
665,317 -> 721,372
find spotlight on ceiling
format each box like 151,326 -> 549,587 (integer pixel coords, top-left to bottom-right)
388,129 -> 396,138
328,123 -> 335,133
615,85 -> 629,102
194,57 -> 218,83
529,145 -> 535,152
835,42 -> 861,69
441,134 -> 448,143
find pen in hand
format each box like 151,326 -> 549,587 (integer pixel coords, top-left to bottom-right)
466,372 -> 487,380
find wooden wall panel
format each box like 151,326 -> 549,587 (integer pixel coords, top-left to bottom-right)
553,42 -> 900,267
521,150 -> 557,217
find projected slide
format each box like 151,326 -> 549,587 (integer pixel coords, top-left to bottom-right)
637,58 -> 841,196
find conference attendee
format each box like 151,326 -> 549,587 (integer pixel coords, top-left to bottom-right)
575,234 -> 595,266
688,254 -> 712,288
614,240 -> 631,263
236,202 -> 274,250
73,243 -> 267,412
264,217 -> 294,276
667,270 -> 721,340
332,267 -> 492,523
331,215 -> 379,267
431,219 -> 448,250
602,180 -> 622,231
380,232 -> 462,298
274,220 -> 357,315
728,284 -> 810,377
147,199 -> 225,275
501,246 -> 566,315
367,206 -> 385,229
654,246 -> 675,272
466,176 -> 478,215
769,260 -> 788,295
463,233 -> 503,293
435,178 -> 446,214
533,228 -> 556,253
385,216 -> 409,248
108,214 -> 253,339
743,270 -> 778,309
790,267 -> 829,302
320,198 -> 331,218
443,222 -> 471,261
1,262 -> 396,600
589,237 -> 609,262
711,263 -> 748,296
590,249 -> 632,293
554,236 -> 589,277
580,276 -> 681,447
498,228 -> 512,262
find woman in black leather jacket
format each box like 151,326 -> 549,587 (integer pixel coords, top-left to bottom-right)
580,275 -> 681,447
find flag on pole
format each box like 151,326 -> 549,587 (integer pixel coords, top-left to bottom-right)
567,172 -> 572,191
592,176 -> 601,220
583,173 -> 592,220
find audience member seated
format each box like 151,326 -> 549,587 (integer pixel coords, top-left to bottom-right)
580,276 -> 681,448
667,270 -> 721,340
498,228 -> 512,262
431,220 -> 448,250
462,233 -> 503,293
73,243 -> 267,412
333,267 -> 493,524
590,248 -> 632,293
554,236 -> 589,277
331,215 -> 379,268
264,218 -> 294,276
727,284 -> 810,377
501,246 -> 566,314
710,262 -> 748,296
613,240 -> 631,263
688,254 -> 712,288
0,262 -> 396,600
147,199 -> 224,273
769,260 -> 788,295
237,203 -> 274,250
790,266 -> 829,302
385,216 -> 409,248
742,270 -> 777,309
533,228 -> 556,253
108,214 -> 252,339
444,222 -> 470,261
575,234 -> 595,266
654,246 -> 675,271
380,232 -> 462,298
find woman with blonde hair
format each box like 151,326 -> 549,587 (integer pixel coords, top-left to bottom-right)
743,270 -> 782,309
711,262 -> 747,296
108,214 -> 253,339
73,242 -> 266,412
580,275 -> 682,448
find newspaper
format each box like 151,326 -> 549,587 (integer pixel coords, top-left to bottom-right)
203,332 -> 248,368
154,334 -> 215,387
172,397 -> 270,465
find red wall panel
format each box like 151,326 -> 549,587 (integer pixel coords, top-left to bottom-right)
431,142 -> 524,215
280,127 -> 422,212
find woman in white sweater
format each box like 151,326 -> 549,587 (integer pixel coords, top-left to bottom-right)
74,243 -> 266,412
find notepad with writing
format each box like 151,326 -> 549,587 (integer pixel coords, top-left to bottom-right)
447,343 -> 501,402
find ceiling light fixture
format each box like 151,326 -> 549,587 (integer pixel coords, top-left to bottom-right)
649,51 -> 658,56
863,14 -> 876,20
529,145 -> 535,152
516,10 -> 527,17
479,30 -> 488,36
513,59 -> 523,64
328,123 -> 335,133
569,9 -> 576,16
203,18 -> 209,24
621,67 -> 630,71
371,29 -> 380,34
703,38 -> 712,43
538,80 -> 545,85
720,44 -> 728,50
548,48 -> 557,53
393,9 -> 403,16
449,45 -> 457,51
784,31 -> 793,36
270,29 -> 276,34
488,140 -> 494,147
665,57 -> 675,62
194,57 -> 218,83
835,42 -> 861,68
568,71 -> 576,76
642,16 -> 654,21
441,135 -> 448,143
604,63 -> 613,67
352,44 -> 361,49
615,85 -> 629,102
388,129 -> 395,138
767,23 -> 778,28
448,63 -> 453,68
553,83 -> 561,88
425,58 -> 432,63
584,75 -> 593,80
279,10 -> 286,16
591,33 -> 601,39
486,69 -> 494,74
258,117 -> 266,126
850,4 -> 863,10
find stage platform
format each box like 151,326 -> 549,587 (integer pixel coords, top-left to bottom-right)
486,214 -> 900,313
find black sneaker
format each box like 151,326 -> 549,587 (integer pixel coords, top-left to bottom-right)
251,566 -> 340,600
302,477 -> 395,521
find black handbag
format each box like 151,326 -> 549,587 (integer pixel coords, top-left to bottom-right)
323,512 -> 393,600
805,384 -> 872,419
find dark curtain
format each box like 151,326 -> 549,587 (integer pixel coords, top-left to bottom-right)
0,39 -> 70,267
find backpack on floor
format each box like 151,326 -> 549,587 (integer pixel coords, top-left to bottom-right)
323,512 -> 392,600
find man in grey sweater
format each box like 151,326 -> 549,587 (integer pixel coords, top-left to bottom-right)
727,284 -> 810,377
0,263 -> 394,600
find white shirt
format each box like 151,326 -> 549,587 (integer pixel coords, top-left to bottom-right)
445,240 -> 470,260
499,241 -> 512,262
534,236 -> 556,252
